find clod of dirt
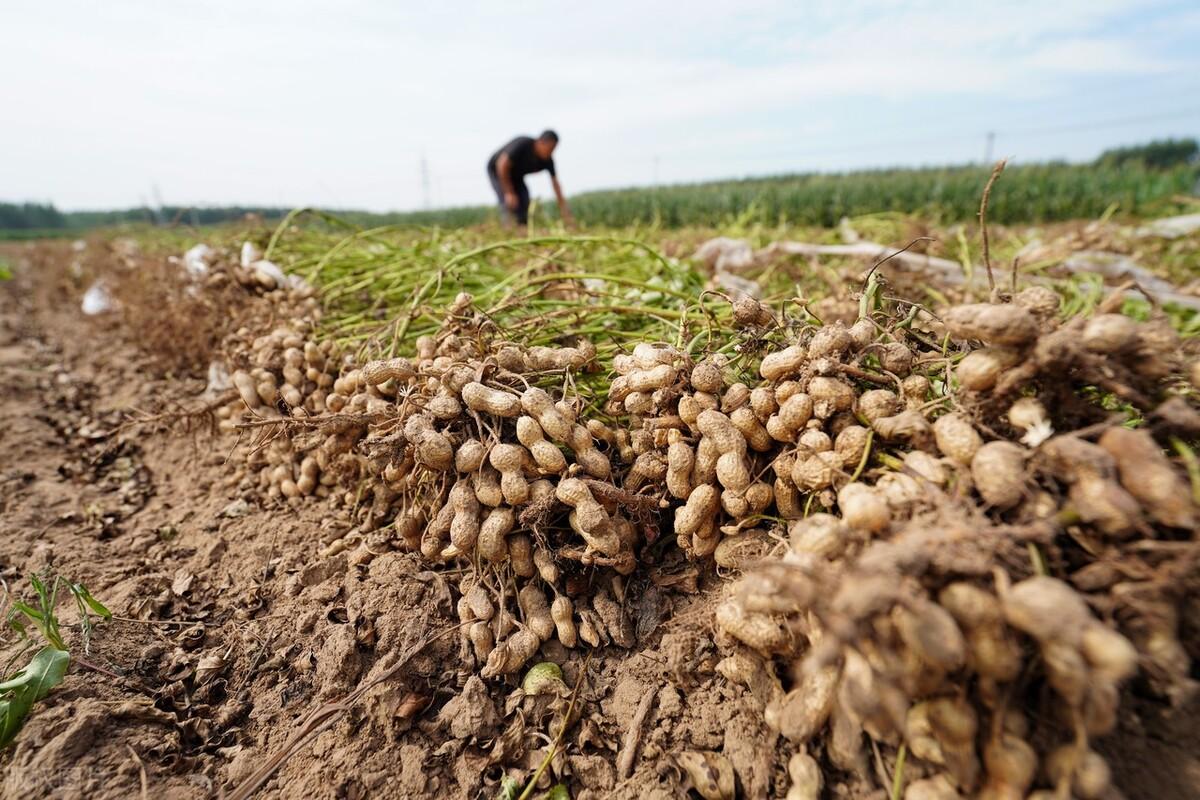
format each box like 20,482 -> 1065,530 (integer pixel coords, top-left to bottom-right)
438,676 -> 500,740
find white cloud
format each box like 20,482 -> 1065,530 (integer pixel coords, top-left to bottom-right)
0,0 -> 1195,210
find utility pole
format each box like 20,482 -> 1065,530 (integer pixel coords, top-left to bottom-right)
420,154 -> 432,210
984,131 -> 995,165
151,183 -> 166,225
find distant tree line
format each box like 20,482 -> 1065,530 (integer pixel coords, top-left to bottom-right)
1096,138 -> 1199,171
0,204 -> 291,231
0,202 -> 68,230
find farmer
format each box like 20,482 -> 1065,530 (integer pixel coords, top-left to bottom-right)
487,130 -> 574,229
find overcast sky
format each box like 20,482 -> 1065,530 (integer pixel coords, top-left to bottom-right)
4,0 -> 1199,212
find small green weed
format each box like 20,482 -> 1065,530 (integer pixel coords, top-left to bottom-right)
1,574 -> 111,747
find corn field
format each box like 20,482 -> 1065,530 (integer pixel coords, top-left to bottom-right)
570,163 -> 1200,227
346,162 -> 1200,230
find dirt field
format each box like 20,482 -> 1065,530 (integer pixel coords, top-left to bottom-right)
1,240 -> 1198,800
0,242 -> 773,799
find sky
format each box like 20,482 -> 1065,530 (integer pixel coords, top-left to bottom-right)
3,0 -> 1199,212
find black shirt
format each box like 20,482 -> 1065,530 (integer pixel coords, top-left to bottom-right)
488,136 -> 556,180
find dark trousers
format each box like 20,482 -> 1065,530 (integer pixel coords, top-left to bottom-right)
487,165 -> 530,225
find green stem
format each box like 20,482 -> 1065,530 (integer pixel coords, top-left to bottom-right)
504,271 -> 692,302
264,207 -> 360,261
890,744 -> 907,800
264,207 -> 315,260
1170,437 -> 1200,506
876,451 -> 904,471
849,430 -> 875,482
443,234 -> 675,276
1027,542 -> 1048,576
517,654 -> 591,800
305,225 -> 404,280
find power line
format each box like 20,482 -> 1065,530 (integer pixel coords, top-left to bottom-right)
342,101 -> 1200,192
1003,106 -> 1200,137
657,105 -> 1200,165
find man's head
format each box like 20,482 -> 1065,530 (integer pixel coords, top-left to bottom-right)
534,129 -> 559,159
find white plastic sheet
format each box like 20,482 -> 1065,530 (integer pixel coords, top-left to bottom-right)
183,244 -> 213,277
241,241 -> 263,268
251,259 -> 287,288
204,360 -> 232,396
81,281 -> 115,315
1134,213 -> 1200,240
693,237 -> 755,272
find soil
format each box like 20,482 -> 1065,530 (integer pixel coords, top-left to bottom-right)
0,240 -> 1196,799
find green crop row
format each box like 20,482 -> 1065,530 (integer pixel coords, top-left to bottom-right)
568,163 -> 1199,228
327,162 -> 1198,230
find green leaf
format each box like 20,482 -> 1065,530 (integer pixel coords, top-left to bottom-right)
71,583 -> 112,619
9,599 -> 64,650
496,775 -> 521,800
0,647 -> 69,748
0,698 -> 22,748
9,600 -> 44,625
28,575 -> 49,605
0,647 -> 69,699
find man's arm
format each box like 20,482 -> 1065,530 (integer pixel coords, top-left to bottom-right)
496,153 -> 518,209
551,176 -> 574,225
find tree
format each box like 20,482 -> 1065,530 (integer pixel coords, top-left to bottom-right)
0,202 -> 67,230
1096,138 -> 1199,170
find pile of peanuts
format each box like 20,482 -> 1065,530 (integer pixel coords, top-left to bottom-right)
603,310 -> 937,564
217,327 -> 343,501
717,518 -> 1143,800
945,292 -> 1198,705
708,292 -> 1199,799
205,235 -> 1198,788
215,285 -> 653,675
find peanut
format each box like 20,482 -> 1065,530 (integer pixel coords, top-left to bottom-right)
449,481 -> 481,551
556,478 -> 620,555
508,533 -> 535,578
516,416 -> 568,474
760,344 -> 806,381
455,439 -> 488,473
675,484 -> 720,536
667,436 -> 695,499
461,382 -> 521,417
489,444 -> 530,505
731,407 -> 772,452
551,595 -> 577,647
518,584 -> 556,642
472,465 -> 503,507
477,507 -> 514,562
361,357 -> 414,386
697,409 -> 747,454
691,360 -> 724,393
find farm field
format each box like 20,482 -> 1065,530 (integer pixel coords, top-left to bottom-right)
1,202 -> 1199,800
4,157 -> 1198,238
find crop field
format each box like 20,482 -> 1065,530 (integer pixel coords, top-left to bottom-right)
282,161 -> 1199,230
1,189 -> 1199,799
570,162 -> 1200,228
4,158 -> 1198,239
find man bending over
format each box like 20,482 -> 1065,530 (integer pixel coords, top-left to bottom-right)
487,130 -> 574,229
